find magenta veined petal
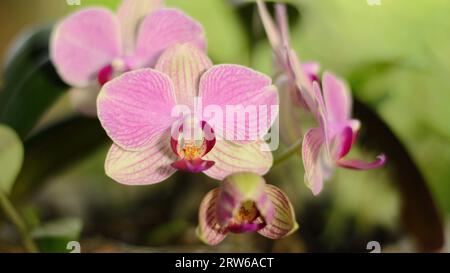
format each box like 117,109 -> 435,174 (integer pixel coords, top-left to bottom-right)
302,127 -> 326,196
322,72 -> 352,123
199,65 -> 279,143
105,131 -> 177,185
50,8 -> 122,87
203,141 -> 273,181
117,0 -> 164,54
131,8 -> 206,69
338,154 -> 387,170
97,68 -> 177,151
155,43 -> 212,108
258,185 -> 298,239
196,188 -> 228,246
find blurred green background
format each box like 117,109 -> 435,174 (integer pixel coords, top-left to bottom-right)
0,0 -> 449,252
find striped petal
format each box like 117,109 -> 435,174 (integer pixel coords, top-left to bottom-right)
322,72 -> 352,123
302,127 -> 327,195
97,69 -> 176,151
196,188 -> 228,246
50,8 -> 122,87
199,65 -> 278,143
105,131 -> 177,185
131,8 -> 206,68
258,184 -> 298,239
202,141 -> 273,181
155,43 -> 212,108
117,0 -> 163,54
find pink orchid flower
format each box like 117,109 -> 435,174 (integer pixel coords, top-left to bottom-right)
302,72 -> 386,195
196,172 -> 298,245
257,0 -> 320,144
97,43 -> 278,185
50,0 -> 205,116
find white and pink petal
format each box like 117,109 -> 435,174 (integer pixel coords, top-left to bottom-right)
105,132 -> 177,185
155,43 -> 212,108
196,188 -> 228,246
258,184 -> 298,239
202,141 -> 273,181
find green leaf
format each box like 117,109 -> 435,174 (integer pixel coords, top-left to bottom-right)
0,26 -> 68,139
0,124 -> 24,194
32,218 -> 83,253
12,116 -> 108,201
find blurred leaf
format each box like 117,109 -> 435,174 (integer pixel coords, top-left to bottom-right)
32,217 -> 82,253
167,0 -> 250,65
0,124 -> 24,194
353,98 -> 444,252
0,26 -> 68,139
12,116 -> 108,201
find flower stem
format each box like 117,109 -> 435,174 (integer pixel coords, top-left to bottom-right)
273,139 -> 302,166
0,191 -> 38,253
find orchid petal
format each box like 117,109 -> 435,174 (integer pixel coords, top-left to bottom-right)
196,188 -> 228,246
105,131 -> 177,185
322,72 -> 352,123
338,154 -> 387,170
97,69 -> 176,151
199,65 -> 278,143
217,173 -> 274,228
131,8 -> 206,68
302,62 -> 321,83
328,123 -> 354,160
256,0 -> 281,50
203,141 -> 273,180
69,86 -> 100,117
302,127 -> 326,195
155,43 -> 212,108
275,4 -> 289,47
287,49 -> 317,111
117,0 -> 164,54
50,8 -> 122,87
258,184 -> 298,239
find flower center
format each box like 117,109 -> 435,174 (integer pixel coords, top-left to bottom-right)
97,59 -> 128,86
235,201 -> 260,223
180,140 -> 206,160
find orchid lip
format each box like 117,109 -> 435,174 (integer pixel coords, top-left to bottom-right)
170,118 -> 216,172
171,158 -> 215,173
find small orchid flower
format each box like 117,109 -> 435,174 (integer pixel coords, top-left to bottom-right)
97,43 -> 278,185
302,72 -> 387,195
257,0 -> 320,144
196,172 -> 298,245
50,0 -> 205,116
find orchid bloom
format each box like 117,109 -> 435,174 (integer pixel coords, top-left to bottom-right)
196,172 -> 298,245
257,0 -> 320,144
97,43 -> 278,185
50,0 -> 205,116
302,73 -> 387,195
